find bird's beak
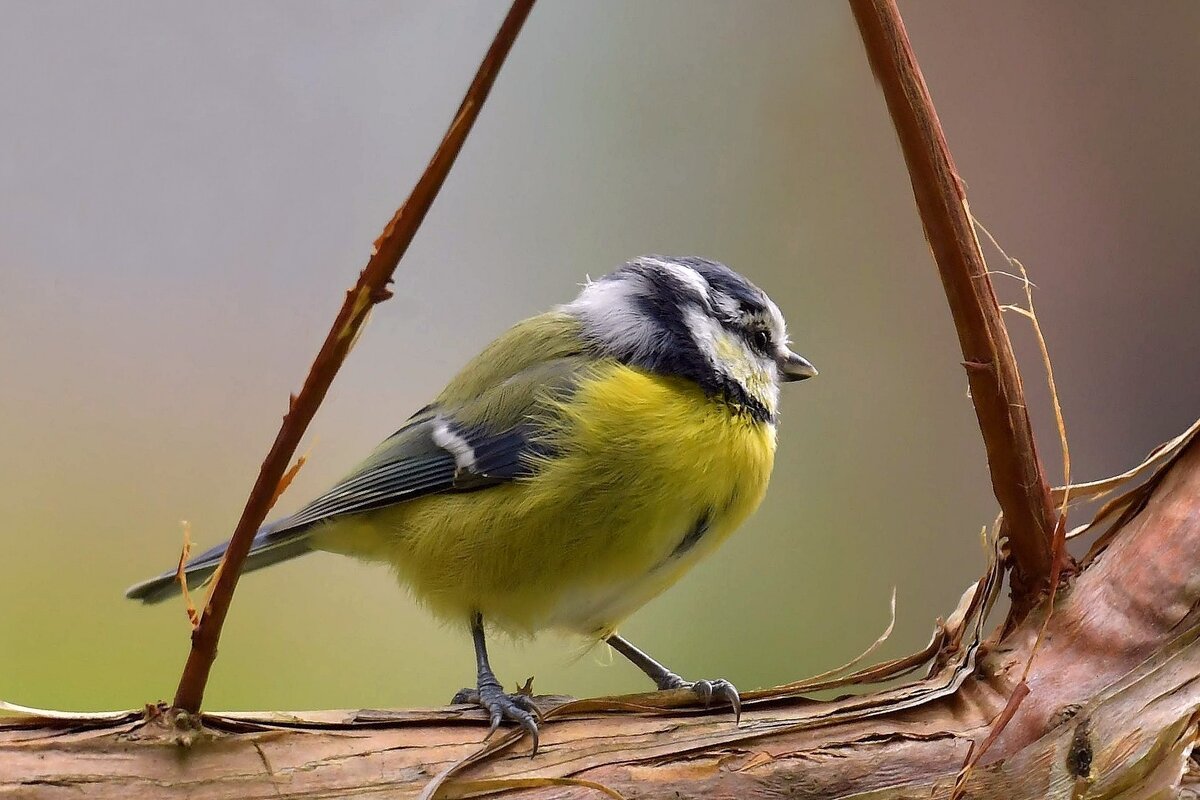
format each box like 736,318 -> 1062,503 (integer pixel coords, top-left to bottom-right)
776,349 -> 818,381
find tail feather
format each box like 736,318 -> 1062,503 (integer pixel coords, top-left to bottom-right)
124,524 -> 313,604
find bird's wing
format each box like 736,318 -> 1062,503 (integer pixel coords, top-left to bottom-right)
125,313 -> 594,602
268,315 -> 591,537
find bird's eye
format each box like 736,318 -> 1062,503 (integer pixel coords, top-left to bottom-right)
750,330 -> 771,352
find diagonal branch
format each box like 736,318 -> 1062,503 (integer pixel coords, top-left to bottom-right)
171,0 -> 537,715
848,0 -> 1065,613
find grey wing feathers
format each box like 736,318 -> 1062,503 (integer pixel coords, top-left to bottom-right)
123,522 -> 313,603
125,416 -> 548,604
470,424 -> 548,478
281,421 -> 459,528
126,354 -> 585,605
279,355 -> 582,528
278,415 -> 545,529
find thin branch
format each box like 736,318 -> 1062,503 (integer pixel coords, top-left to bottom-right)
171,0 -> 537,715
848,0 -> 1065,613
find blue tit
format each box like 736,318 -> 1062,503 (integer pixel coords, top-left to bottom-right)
126,255 -> 816,751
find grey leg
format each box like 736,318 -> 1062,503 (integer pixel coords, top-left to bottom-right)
606,632 -> 741,720
451,612 -> 541,754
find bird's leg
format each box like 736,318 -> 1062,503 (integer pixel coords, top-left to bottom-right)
451,612 -> 541,754
606,632 -> 741,721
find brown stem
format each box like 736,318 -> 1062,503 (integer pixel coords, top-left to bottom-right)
171,0 -> 537,715
848,0 -> 1064,611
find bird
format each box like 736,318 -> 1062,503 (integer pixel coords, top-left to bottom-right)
126,255 -> 816,752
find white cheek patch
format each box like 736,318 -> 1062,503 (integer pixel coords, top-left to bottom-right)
683,306 -> 780,414
682,305 -> 724,367
431,418 -> 477,472
562,274 -> 664,363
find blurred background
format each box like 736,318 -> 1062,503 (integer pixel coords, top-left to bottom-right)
2,1 -> 1197,712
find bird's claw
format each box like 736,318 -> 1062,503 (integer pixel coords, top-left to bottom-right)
660,674 -> 742,722
452,680 -> 541,755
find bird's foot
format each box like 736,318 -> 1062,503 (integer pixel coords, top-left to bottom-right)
452,677 -> 541,755
658,673 -> 742,721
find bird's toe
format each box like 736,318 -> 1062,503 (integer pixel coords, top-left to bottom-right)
661,674 -> 741,721
469,682 -> 542,756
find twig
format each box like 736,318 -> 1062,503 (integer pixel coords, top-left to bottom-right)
171,0 -> 537,715
174,521 -> 199,629
848,0 -> 1062,615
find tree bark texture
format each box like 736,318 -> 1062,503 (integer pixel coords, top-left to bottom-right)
5,422 -> 1198,799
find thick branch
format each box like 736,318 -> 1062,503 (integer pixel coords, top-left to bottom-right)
7,427 -> 1200,798
171,0 -> 536,714
848,0 -> 1062,608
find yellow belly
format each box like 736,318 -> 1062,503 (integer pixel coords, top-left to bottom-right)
312,363 -> 777,637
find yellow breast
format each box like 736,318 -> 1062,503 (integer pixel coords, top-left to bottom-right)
315,362 -> 778,638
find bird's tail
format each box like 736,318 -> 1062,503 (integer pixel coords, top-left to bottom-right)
124,523 -> 313,604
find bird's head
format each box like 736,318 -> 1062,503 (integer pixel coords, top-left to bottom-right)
564,255 -> 816,422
